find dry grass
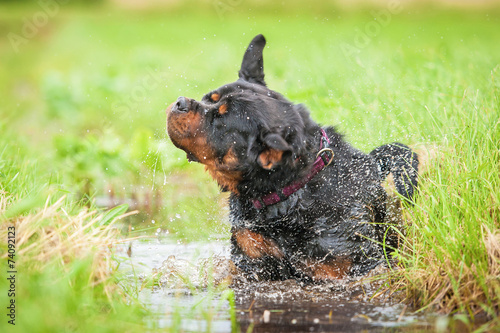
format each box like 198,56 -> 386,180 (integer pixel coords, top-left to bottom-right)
0,193 -> 137,298
391,226 -> 500,320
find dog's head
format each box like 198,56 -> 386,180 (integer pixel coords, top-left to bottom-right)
166,35 -> 319,195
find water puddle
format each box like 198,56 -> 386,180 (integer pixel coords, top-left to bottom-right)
119,238 -> 459,332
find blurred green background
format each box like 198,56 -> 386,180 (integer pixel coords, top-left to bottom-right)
1,1 -> 499,331
1,0 -> 500,240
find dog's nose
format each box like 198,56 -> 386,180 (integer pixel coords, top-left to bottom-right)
172,96 -> 189,113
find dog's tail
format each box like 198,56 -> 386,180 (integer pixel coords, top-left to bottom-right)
370,143 -> 419,201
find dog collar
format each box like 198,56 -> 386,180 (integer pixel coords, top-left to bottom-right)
251,129 -> 334,210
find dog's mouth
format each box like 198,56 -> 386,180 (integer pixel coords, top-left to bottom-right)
166,97 -> 206,159
186,152 -> 200,163
165,97 -> 244,193
166,97 -> 227,169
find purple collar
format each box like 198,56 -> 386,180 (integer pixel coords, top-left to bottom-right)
251,129 -> 334,210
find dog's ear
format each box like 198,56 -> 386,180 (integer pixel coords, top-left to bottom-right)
239,34 -> 266,86
258,133 -> 290,170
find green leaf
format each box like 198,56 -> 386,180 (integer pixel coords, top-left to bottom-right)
3,191 -> 47,220
99,204 -> 128,226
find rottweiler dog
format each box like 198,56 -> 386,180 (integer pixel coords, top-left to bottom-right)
166,34 -> 418,281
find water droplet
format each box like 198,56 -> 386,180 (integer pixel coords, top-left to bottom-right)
263,310 -> 270,323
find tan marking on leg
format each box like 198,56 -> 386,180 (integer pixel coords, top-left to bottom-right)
233,229 -> 284,259
303,258 -> 351,280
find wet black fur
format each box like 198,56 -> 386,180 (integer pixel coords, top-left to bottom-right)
171,34 -> 419,281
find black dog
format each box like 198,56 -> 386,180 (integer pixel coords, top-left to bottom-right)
166,34 -> 418,281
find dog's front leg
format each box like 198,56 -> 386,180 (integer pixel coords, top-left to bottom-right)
230,228 -> 297,281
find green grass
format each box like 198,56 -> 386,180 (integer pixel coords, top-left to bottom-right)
390,86 -> 500,322
1,1 -> 500,331
0,132 -> 150,333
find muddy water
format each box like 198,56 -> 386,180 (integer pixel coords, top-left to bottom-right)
120,238 -> 445,333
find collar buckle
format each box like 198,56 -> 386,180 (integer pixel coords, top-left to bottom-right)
316,148 -> 334,167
